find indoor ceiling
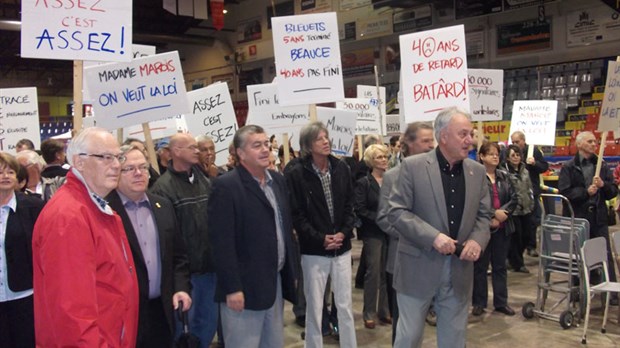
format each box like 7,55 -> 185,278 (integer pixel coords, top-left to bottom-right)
0,0 -> 239,96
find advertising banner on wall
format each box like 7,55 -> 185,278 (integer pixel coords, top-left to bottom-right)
566,5 -> 620,47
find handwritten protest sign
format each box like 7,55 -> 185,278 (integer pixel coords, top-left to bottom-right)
399,25 -> 468,122
509,100 -> 558,146
0,87 -> 40,154
246,82 -> 310,134
84,51 -> 189,130
185,82 -> 238,166
123,115 -> 187,141
358,85 -> 387,133
336,98 -> 384,135
21,0 -> 132,62
599,61 -> 620,134
272,12 -> 344,105
468,69 -> 503,121
385,115 -> 401,135
316,107 -> 357,156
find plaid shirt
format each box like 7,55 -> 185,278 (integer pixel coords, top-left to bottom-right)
312,161 -> 334,224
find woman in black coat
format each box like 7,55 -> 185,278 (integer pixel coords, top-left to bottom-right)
0,152 -> 44,347
354,144 -> 391,329
472,143 -> 517,317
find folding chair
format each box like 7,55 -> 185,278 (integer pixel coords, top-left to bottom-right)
580,237 -> 620,344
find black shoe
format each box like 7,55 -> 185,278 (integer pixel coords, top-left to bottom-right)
472,306 -> 485,316
295,315 -> 306,328
495,306 -> 516,316
514,266 -> 530,274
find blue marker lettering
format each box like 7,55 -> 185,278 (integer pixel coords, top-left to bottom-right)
35,29 -> 55,50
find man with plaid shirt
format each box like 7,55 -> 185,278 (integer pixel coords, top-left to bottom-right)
285,121 -> 358,348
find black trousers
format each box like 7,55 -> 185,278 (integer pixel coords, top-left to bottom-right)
0,294 -> 35,348
508,213 -> 534,270
137,297 -> 173,348
473,230 -> 510,308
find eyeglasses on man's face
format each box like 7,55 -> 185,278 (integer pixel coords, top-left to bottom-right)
79,153 -> 125,164
120,164 -> 150,174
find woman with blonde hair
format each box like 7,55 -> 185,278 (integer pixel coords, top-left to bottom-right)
354,143 -> 391,329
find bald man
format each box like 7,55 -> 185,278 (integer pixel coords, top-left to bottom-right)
150,133 -> 218,346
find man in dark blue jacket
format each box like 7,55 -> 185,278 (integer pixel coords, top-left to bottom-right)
208,125 -> 299,347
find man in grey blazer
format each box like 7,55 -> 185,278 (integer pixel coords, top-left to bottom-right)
387,107 -> 492,348
376,121 -> 435,343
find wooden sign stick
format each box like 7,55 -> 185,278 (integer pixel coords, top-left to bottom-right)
282,133 -> 290,165
309,104 -> 317,122
73,61 -> 83,132
374,65 -> 384,139
594,131 -> 607,179
142,122 -> 160,175
477,121 -> 483,151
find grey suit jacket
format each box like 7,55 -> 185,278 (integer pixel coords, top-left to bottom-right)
376,166 -> 399,274
386,149 -> 492,301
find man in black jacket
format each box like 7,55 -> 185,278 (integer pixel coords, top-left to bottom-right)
108,145 -> 192,348
285,121 -> 357,348
150,133 -> 218,345
559,131 -> 618,304
208,125 -> 299,347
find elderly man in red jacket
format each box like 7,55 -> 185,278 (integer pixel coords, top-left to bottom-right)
32,127 -> 139,347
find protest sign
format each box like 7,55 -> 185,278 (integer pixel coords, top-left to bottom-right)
123,115 -> 187,141
316,107 -> 357,156
0,87 -> 40,154
21,0 -> 132,62
385,115 -> 401,135
399,25 -> 469,122
185,83 -> 238,166
336,98 -> 384,135
598,61 -> 620,134
246,82 -> 310,134
468,69 -> 503,121
272,12 -> 344,105
509,100 -> 558,146
84,51 -> 189,130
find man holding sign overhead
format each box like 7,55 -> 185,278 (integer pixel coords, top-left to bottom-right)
558,131 -> 619,304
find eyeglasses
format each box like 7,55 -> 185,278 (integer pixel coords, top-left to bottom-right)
79,153 -> 125,164
510,153 -> 521,158
120,164 -> 150,174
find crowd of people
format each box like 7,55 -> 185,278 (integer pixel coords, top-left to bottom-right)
1,105 -> 619,348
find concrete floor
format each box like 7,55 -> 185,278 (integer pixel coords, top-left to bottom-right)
280,230 -> 620,348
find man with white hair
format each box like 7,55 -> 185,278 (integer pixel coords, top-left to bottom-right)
15,150 -> 45,196
32,127 -> 139,347
559,131 -> 619,305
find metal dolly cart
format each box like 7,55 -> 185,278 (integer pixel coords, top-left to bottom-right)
522,194 -> 589,329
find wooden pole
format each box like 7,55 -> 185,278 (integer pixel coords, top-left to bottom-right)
595,131 -> 607,178
117,128 -> 124,146
309,104 -> 317,122
282,133 -> 290,165
477,122 -> 483,151
357,135 -> 364,160
142,123 -> 160,175
73,60 -> 83,132
374,65 -> 384,139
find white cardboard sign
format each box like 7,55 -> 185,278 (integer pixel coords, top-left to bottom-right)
0,87 -> 41,154
246,82 -> 310,134
468,69 -> 504,121
316,107 -> 357,156
399,25 -> 469,122
509,100 -> 558,146
185,83 -> 239,166
598,61 -> 620,134
84,51 -> 189,130
272,12 -> 344,105
336,98 -> 384,135
21,0 -> 132,62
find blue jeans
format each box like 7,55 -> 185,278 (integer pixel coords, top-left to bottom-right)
180,272 -> 218,348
